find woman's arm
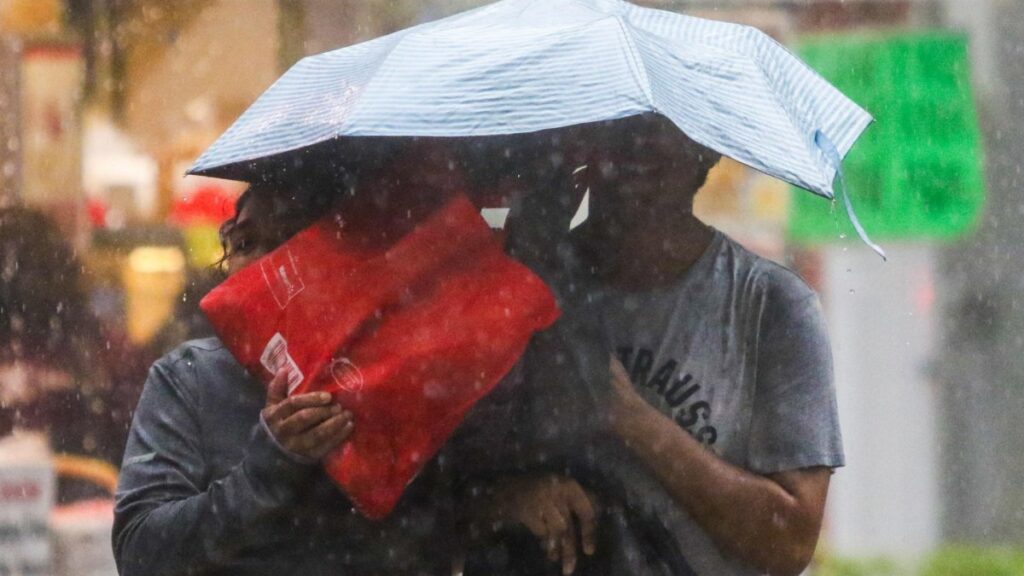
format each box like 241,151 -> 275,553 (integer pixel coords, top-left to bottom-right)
113,365 -> 350,576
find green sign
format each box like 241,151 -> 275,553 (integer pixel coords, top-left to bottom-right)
788,31 -> 986,243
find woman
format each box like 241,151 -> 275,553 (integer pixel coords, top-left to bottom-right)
113,141 -> 475,576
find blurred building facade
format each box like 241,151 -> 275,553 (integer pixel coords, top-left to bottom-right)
937,0 -> 1024,546
1,0 -> 1020,569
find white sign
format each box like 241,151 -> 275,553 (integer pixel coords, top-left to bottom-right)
0,434 -> 55,576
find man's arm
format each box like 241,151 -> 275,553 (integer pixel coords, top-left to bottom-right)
609,358 -> 829,576
113,365 -> 350,576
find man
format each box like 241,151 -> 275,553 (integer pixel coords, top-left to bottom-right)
485,114 -> 843,576
586,114 -> 843,575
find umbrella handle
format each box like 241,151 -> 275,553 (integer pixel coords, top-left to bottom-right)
815,131 -> 887,261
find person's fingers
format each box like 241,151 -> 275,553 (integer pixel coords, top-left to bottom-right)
521,511 -> 548,540
545,534 -> 559,563
297,413 -> 354,458
266,391 -> 333,423
560,529 -> 577,575
609,356 -> 634,393
265,369 -> 290,407
564,483 -> 597,556
544,502 -> 570,535
553,496 -> 576,570
608,356 -> 647,431
277,404 -> 340,436
542,503 -> 569,563
326,417 -> 355,448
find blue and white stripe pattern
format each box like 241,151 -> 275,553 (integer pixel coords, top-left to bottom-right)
189,0 -> 872,201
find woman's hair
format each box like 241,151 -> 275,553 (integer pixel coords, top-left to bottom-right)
217,138 -> 420,266
218,178 -> 342,266
0,207 -> 101,374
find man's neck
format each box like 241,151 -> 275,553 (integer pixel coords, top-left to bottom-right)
605,213 -> 714,291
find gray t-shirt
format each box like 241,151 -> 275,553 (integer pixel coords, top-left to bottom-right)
595,229 -> 844,575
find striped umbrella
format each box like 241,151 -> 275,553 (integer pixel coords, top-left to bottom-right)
189,0 -> 881,254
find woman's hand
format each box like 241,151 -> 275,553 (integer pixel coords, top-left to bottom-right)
487,473 -> 598,575
261,369 -> 354,460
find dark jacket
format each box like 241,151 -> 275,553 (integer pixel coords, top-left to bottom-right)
113,338 -> 455,576
454,173 -> 695,576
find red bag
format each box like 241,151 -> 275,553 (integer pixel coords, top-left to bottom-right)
200,194 -> 559,519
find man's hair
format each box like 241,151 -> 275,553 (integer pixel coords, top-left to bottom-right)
453,130 -> 571,192
603,113 -> 721,194
479,114 -> 723,208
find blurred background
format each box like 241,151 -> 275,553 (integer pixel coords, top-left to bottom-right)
0,0 -> 1019,574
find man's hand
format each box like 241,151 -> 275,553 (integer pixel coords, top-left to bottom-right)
488,474 -> 598,575
608,356 -> 656,440
261,369 -> 354,460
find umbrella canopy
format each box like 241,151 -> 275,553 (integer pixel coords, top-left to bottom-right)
189,0 -> 870,195
189,0 -> 885,256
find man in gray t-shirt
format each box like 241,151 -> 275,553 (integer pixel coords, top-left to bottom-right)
455,114 -> 842,576
567,114 -> 842,575
591,228 -> 843,575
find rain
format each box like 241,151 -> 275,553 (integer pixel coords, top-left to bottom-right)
1,1 -> 1022,575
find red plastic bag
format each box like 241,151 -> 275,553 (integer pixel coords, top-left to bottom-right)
200,194 -> 559,518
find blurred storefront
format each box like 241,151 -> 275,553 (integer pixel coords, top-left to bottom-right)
1,2 -> 281,572
1,0 -> 279,350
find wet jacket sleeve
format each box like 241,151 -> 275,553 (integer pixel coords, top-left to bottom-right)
112,357 -> 315,576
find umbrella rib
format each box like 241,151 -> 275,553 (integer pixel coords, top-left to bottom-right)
613,16 -> 655,109
747,49 -> 832,194
336,35 -> 416,136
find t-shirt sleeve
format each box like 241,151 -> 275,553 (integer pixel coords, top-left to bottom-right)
746,268 -> 844,474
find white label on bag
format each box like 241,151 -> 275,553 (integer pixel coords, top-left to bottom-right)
260,333 -> 304,393
260,247 -> 305,309
329,357 -> 364,392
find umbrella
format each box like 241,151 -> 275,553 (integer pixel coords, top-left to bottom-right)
187,0 -> 881,254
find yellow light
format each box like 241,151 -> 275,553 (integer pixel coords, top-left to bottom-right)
127,246 -> 186,274
0,0 -> 63,36
123,246 -> 187,344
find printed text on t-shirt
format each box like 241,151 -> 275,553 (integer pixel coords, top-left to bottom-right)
617,346 -> 718,446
